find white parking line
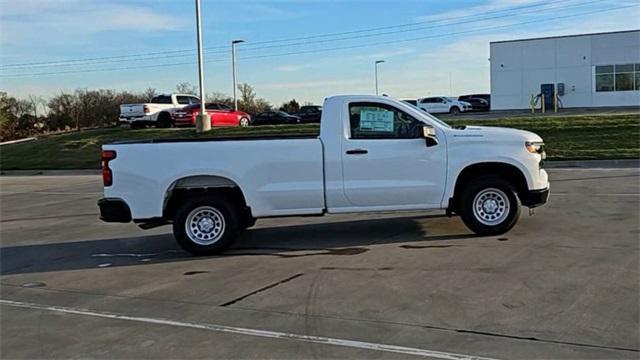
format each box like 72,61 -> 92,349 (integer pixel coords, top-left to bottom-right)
553,193 -> 640,196
0,299 -> 498,360
0,191 -> 102,195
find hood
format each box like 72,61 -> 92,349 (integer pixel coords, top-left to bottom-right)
452,125 -> 543,142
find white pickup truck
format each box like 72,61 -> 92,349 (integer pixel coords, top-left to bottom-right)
119,93 -> 200,129
100,95 -> 549,255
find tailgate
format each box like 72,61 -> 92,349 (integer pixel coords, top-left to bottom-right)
120,104 -> 145,118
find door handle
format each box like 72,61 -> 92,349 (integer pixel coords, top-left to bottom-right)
346,149 -> 368,155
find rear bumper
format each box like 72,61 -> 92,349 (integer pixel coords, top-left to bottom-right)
520,187 -> 550,208
98,198 -> 132,222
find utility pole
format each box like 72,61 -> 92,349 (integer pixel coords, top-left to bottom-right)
375,60 -> 385,95
231,40 -> 245,111
194,0 -> 210,132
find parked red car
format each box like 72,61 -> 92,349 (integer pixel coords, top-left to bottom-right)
172,103 -> 251,127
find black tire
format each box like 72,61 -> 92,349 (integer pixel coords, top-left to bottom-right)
458,175 -> 521,236
239,117 -> 250,127
172,196 -> 241,255
449,106 -> 460,115
156,113 -> 172,128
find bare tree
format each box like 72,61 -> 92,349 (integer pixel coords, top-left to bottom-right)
27,94 -> 46,119
280,99 -> 300,114
143,87 -> 157,101
175,82 -> 197,95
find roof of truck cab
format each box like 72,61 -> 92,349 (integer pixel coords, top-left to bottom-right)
325,94 -> 394,101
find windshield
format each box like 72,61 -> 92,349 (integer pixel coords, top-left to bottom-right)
405,103 -> 451,129
444,97 -> 456,102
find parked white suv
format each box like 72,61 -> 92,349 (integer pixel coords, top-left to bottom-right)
418,97 -> 472,114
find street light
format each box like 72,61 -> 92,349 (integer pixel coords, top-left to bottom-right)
231,39 -> 245,111
375,60 -> 385,96
194,0 -> 210,132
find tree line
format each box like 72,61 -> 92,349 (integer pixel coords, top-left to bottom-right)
0,82 -> 309,142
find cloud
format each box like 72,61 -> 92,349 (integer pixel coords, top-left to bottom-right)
381,4 -> 640,98
258,79 -> 363,90
416,0 -> 541,22
274,64 -> 311,72
0,0 -> 187,45
361,47 -> 416,60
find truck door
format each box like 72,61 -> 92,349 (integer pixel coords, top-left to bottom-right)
341,101 -> 447,208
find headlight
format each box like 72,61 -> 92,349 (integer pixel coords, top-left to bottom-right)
525,141 -> 544,154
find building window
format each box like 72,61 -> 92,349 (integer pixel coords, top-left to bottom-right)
595,63 -> 640,92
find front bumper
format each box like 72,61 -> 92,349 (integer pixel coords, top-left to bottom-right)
520,187 -> 550,208
98,198 -> 132,222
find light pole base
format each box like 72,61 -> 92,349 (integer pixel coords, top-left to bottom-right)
196,114 -> 211,133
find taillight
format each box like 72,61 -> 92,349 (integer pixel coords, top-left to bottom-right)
101,150 -> 116,186
143,105 -> 150,114
191,111 -> 197,124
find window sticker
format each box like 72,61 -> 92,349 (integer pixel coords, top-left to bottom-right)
359,109 -> 394,132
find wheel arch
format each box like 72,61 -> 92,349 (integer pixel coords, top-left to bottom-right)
163,175 -> 251,220
450,162 -> 529,211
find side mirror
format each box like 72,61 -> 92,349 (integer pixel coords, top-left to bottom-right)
421,125 -> 438,147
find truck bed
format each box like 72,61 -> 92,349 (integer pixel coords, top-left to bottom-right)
103,137 -> 325,219
110,134 -> 318,145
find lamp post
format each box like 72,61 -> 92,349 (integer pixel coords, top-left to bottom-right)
194,0 -> 210,132
231,39 -> 245,111
375,60 -> 385,95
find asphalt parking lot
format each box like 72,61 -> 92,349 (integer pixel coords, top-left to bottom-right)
1,167 -> 638,359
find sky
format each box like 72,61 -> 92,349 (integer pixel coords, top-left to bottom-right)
1,0 -> 639,105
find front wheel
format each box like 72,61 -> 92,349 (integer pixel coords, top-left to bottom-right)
173,196 -> 241,255
449,106 -> 460,115
458,176 -> 521,236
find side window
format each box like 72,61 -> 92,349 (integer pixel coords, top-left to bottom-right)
205,103 -> 219,110
151,95 -> 172,104
177,96 -> 190,105
189,96 -> 200,104
349,102 -> 423,140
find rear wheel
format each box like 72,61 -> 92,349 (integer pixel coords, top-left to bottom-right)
458,176 -> 520,236
172,196 -> 241,255
156,113 -> 173,128
239,117 -> 250,127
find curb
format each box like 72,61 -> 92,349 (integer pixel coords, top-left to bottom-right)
0,137 -> 36,146
0,169 -> 101,176
544,159 -> 639,169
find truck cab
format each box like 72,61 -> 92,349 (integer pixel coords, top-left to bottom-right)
100,95 -> 549,255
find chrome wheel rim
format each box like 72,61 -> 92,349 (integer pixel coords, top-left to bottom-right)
185,206 -> 225,245
473,188 -> 510,226
240,118 -> 249,127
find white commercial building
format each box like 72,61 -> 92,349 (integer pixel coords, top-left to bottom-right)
490,30 -> 640,110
